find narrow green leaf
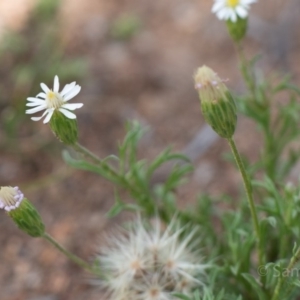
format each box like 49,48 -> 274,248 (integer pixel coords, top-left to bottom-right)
63,150 -> 119,183
241,273 -> 267,300
147,148 -> 190,178
172,293 -> 191,300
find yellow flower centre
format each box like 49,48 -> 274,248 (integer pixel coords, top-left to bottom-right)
46,90 -> 64,109
0,187 -> 18,206
226,0 -> 239,7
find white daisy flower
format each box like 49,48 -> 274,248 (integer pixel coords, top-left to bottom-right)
96,217 -> 209,300
212,0 -> 256,22
26,75 -> 83,124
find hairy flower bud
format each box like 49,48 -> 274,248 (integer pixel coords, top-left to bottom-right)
194,65 -> 237,139
0,186 -> 45,237
50,110 -> 78,145
226,17 -> 247,41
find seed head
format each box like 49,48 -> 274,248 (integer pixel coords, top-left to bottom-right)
96,217 -> 209,300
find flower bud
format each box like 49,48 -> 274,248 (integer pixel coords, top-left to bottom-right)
226,17 -> 247,42
50,110 -> 78,145
0,186 -> 45,237
194,65 -> 237,139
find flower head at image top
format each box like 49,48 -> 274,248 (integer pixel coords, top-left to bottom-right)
212,0 -> 256,22
96,217 -> 209,300
26,76 -> 83,124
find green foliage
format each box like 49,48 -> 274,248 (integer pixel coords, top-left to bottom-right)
61,111 -> 300,299
237,68 -> 300,181
64,121 -> 193,222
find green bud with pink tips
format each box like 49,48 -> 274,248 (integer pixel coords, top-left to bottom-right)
194,65 -> 237,139
0,186 -> 45,237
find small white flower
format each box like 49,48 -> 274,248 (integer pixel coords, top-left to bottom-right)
96,217 -> 209,300
0,186 -> 24,212
26,75 -> 83,123
212,0 -> 256,22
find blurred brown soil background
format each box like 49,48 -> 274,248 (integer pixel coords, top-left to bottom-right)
1,0 -> 300,299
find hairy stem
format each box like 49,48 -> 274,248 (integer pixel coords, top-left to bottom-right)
227,137 -> 263,266
42,232 -> 97,274
235,42 -> 256,97
73,142 -> 103,164
272,247 -> 300,300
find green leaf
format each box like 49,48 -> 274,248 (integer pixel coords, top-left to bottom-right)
252,177 -> 283,215
106,190 -> 124,217
146,148 -> 190,179
130,160 -> 148,192
172,293 -> 191,300
102,155 -> 119,163
241,273 -> 268,300
63,150 -> 120,183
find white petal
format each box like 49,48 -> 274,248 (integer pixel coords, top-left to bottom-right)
27,97 -> 45,102
62,103 -> 83,110
31,117 -> 43,121
217,9 -> 227,20
40,83 -> 50,93
60,82 -> 76,96
212,2 -> 225,13
26,101 -> 45,106
58,108 -> 77,119
53,75 -> 59,92
31,110 -> 48,121
43,109 -> 54,123
229,9 -> 237,22
218,7 -> 232,20
236,6 -> 248,18
63,85 -> 81,101
36,92 -> 46,99
26,105 -> 47,114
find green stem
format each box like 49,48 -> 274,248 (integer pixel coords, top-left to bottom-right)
73,142 -> 103,164
73,143 -> 163,216
272,247 -> 300,300
73,142 -> 144,201
235,42 -> 256,97
227,137 -> 262,265
73,142 -> 122,181
42,232 -> 97,274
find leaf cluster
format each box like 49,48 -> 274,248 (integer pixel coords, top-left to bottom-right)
64,121 -> 193,222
